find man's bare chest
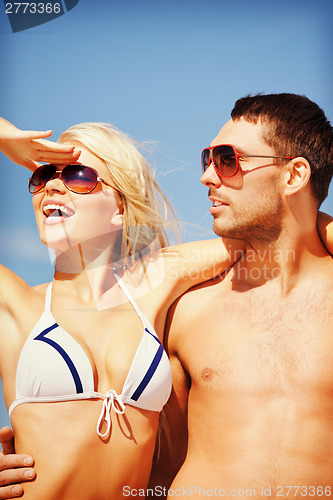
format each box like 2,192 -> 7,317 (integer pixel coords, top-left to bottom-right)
181,279 -> 333,396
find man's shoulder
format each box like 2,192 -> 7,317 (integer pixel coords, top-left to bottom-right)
315,256 -> 333,285
167,273 -> 227,332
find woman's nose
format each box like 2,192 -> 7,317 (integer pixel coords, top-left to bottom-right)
44,173 -> 67,194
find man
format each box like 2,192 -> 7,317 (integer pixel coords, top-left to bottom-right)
1,93 -> 333,498
0,428 -> 35,499
154,93 -> 333,498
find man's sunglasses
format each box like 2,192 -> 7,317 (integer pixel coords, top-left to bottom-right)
28,164 -> 109,194
201,144 -> 295,178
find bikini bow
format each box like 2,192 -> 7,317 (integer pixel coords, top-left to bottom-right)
96,389 -> 126,439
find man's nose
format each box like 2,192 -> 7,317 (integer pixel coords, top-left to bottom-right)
200,160 -> 222,187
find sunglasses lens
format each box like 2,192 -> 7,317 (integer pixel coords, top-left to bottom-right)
62,165 -> 98,193
213,145 -> 237,177
201,149 -> 211,173
29,164 -> 56,194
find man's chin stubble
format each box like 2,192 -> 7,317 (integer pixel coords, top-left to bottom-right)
213,220 -> 282,243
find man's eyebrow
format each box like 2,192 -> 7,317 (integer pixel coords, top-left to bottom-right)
232,145 -> 246,155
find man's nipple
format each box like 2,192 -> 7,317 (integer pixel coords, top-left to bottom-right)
201,367 -> 215,382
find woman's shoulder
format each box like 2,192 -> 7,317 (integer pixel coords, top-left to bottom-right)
0,264 -> 28,294
0,264 -> 46,310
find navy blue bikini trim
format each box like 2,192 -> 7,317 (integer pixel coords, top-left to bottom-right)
34,323 -> 84,394
130,328 -> 163,401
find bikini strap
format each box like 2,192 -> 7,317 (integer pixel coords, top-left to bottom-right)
44,282 -> 53,313
113,273 -> 144,319
113,273 -> 156,335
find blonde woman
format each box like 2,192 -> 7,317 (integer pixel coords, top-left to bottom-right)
0,118 -> 245,500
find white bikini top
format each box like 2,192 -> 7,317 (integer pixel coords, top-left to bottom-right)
8,275 -> 172,439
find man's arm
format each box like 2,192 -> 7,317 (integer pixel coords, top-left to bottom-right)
149,299 -> 190,494
0,427 -> 35,499
318,211 -> 333,254
149,365 -> 189,493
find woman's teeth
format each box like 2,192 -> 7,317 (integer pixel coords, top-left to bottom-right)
43,204 -> 75,218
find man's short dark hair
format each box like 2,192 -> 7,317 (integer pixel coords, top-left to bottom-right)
231,93 -> 333,206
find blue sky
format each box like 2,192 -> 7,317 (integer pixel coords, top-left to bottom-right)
0,0 -> 332,426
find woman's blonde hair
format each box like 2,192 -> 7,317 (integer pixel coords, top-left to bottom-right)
58,122 -> 180,260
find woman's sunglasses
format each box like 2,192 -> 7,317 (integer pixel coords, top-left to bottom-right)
201,144 -> 295,178
28,164 -> 109,194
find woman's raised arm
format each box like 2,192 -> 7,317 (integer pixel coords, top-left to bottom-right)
162,237 -> 246,299
0,117 -> 80,171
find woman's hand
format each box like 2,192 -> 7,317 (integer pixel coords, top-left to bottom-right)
0,118 -> 81,171
0,427 -> 36,499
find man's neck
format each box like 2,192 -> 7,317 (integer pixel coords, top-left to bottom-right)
237,219 -> 330,293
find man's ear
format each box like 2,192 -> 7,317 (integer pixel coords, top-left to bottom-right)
284,157 -> 312,196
